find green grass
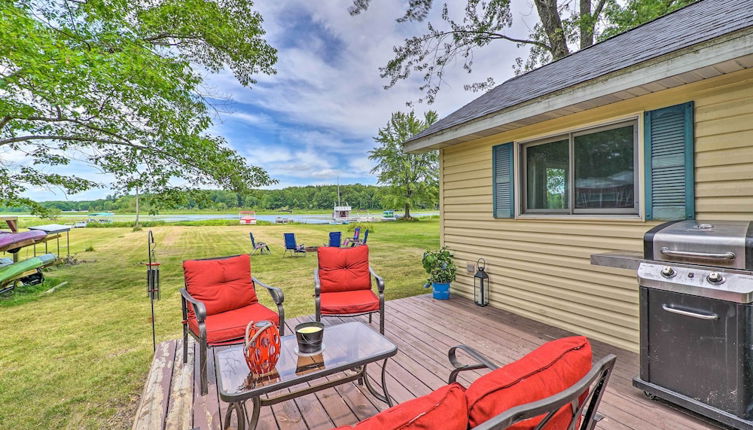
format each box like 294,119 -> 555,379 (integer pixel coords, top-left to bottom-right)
0,220 -> 439,429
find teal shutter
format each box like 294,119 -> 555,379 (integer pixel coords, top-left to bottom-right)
644,102 -> 695,220
493,143 -> 514,218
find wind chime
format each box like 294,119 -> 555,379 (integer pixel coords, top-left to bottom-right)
145,230 -> 160,352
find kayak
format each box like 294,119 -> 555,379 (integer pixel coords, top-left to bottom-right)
0,258 -> 12,269
0,230 -> 47,251
0,254 -> 56,284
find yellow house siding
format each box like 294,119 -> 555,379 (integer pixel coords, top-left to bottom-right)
441,67 -> 753,352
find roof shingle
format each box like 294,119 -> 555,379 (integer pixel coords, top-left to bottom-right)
409,0 -> 753,143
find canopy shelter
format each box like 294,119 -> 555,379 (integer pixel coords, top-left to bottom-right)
28,224 -> 72,260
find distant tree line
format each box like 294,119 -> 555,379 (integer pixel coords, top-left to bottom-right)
0,184 -> 438,213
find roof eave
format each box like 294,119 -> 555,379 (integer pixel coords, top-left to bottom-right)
405,28 -> 753,153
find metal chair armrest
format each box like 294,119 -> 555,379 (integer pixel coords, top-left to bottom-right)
314,268 -> 321,297
447,345 -> 500,383
253,277 -> 284,305
252,277 -> 285,335
471,354 -> 617,430
180,288 -> 207,322
369,267 -> 385,294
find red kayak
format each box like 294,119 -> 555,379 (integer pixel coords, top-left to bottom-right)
0,230 -> 47,252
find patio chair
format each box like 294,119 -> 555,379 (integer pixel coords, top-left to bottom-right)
325,231 -> 341,248
249,232 -> 270,255
180,254 -> 285,395
283,233 -> 306,257
329,336 -> 616,430
314,245 -> 384,334
342,227 -> 361,247
355,229 -> 369,246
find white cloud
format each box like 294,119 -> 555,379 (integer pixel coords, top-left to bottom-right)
23,0 -> 540,200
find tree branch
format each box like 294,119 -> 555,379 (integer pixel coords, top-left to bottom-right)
432,29 -> 552,51
593,0 -> 608,18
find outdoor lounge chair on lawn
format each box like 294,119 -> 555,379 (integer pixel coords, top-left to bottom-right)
314,245 -> 384,334
249,232 -> 270,255
355,229 -> 368,246
331,336 -> 616,430
326,231 -> 341,247
342,227 -> 361,247
181,254 -> 285,395
283,233 -> 306,257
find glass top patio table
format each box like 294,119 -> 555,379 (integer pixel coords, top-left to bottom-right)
215,321 -> 397,403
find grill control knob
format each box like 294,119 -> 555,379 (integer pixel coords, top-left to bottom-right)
707,272 -> 724,284
661,266 -> 676,278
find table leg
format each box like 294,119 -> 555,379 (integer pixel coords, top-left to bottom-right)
363,358 -> 393,407
224,402 -> 247,430
248,397 -> 261,430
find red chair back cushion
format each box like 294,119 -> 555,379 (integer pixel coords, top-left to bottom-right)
333,383 -> 468,430
183,254 -> 258,316
465,336 -> 592,429
317,245 -> 371,293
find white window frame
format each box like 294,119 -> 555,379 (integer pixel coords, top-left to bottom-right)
519,119 -> 640,216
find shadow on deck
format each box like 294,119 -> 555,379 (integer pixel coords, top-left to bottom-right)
132,294 -> 720,430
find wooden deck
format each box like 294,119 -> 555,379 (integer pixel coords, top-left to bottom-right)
133,295 -> 722,430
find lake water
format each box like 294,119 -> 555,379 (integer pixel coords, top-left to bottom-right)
13,212 -> 438,225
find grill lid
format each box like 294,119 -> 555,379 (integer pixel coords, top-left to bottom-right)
644,220 -> 753,270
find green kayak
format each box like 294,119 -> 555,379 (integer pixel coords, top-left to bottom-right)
0,254 -> 56,284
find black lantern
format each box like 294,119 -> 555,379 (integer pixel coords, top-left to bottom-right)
474,258 -> 489,307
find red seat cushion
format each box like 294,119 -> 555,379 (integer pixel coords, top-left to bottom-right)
187,302 -> 279,345
317,246 -> 371,293
465,336 -> 592,429
320,290 -> 380,315
183,254 -> 258,319
333,383 -> 468,430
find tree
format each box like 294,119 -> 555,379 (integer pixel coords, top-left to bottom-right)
0,0 -> 278,214
349,0 -> 697,104
369,111 -> 439,220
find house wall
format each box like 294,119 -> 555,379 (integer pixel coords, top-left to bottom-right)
442,67 -> 753,352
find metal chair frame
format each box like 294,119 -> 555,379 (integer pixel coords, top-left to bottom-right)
314,267 -> 385,334
249,233 -> 270,255
282,233 -> 306,257
181,262 -> 285,396
447,345 -> 617,430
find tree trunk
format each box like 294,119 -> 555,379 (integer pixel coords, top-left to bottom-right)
404,202 -> 412,220
134,187 -> 140,227
534,0 -> 569,60
579,0 -> 594,49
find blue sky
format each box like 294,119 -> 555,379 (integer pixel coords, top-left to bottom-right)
19,0 -> 539,201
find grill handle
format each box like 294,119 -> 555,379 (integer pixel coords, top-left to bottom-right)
662,304 -> 718,320
660,247 -> 736,261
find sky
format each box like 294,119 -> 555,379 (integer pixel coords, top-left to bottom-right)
22,0 -> 541,201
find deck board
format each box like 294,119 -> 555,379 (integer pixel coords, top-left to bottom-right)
133,295 -> 722,430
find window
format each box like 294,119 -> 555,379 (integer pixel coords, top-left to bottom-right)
521,121 -> 638,215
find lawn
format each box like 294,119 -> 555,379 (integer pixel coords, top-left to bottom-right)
0,220 -> 439,429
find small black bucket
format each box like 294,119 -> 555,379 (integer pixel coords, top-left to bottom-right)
295,322 -> 324,354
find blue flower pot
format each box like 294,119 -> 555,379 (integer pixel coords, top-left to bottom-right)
432,282 -> 450,300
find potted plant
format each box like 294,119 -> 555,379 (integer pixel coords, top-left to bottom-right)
421,248 -> 457,300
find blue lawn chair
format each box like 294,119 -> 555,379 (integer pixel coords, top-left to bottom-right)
250,232 -> 270,255
349,229 -> 369,247
326,232 -> 341,248
283,233 -> 306,257
343,227 -> 361,247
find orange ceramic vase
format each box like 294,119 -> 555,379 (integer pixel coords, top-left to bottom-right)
243,320 -> 281,375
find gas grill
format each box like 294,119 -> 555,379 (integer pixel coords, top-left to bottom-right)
636,220 -> 753,429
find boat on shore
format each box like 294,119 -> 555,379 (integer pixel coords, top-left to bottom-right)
0,230 -> 47,252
